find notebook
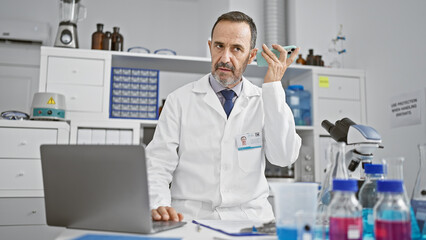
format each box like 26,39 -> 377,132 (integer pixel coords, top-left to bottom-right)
40,144 -> 186,234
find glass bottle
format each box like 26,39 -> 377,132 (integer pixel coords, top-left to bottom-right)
111,27 -> 123,51
316,142 -> 349,239
382,157 -> 422,239
411,144 -> 426,238
306,49 -> 315,65
102,31 -> 111,50
91,23 -> 105,50
374,180 -> 411,240
328,179 -> 363,240
296,54 -> 306,65
358,164 -> 384,239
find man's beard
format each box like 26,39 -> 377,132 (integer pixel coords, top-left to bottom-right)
213,56 -> 250,88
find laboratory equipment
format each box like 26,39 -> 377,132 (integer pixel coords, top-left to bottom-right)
91,23 -> 104,50
382,156 -> 422,239
0,111 -> 30,120
328,179 -> 363,240
321,117 -> 382,179
358,163 -> 385,239
30,92 -> 66,120
315,142 -> 348,240
374,180 -> 411,240
285,85 -> 311,126
412,144 -> 426,238
111,27 -> 123,51
102,31 -> 111,50
54,0 -> 86,48
269,182 -> 318,240
328,24 -> 346,68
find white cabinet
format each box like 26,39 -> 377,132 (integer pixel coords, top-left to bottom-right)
287,67 -> 366,183
69,120 -> 141,145
0,120 -> 69,240
38,47 -> 366,184
39,49 -> 111,120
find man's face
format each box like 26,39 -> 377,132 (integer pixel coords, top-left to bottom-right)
208,21 -> 257,88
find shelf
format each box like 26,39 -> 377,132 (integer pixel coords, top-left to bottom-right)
295,125 -> 314,131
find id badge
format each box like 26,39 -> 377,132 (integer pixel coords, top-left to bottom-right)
236,132 -> 262,151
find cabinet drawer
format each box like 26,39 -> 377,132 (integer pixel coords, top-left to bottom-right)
0,197 -> 46,225
317,99 -> 362,134
317,75 -> 360,100
47,84 -> 104,112
47,56 -> 104,86
0,160 -> 43,190
0,128 -> 57,158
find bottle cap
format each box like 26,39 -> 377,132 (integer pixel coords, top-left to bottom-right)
288,85 -> 304,91
364,164 -> 384,174
377,180 -> 404,193
333,179 -> 358,192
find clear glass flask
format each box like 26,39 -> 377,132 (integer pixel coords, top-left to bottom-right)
382,156 -> 422,239
411,144 -> 426,239
315,142 -> 349,239
358,164 -> 384,239
374,180 -> 411,240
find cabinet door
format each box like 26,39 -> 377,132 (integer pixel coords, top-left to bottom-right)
46,83 -> 104,112
0,128 -> 57,159
47,57 -> 104,86
0,198 -> 46,225
317,75 -> 360,100
0,65 -> 39,114
0,160 -> 43,190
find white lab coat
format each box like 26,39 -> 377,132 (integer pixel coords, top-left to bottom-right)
146,74 -> 301,221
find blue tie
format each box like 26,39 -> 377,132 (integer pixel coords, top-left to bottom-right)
221,89 -> 235,118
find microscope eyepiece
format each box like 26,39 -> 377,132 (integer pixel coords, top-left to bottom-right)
321,120 -> 334,133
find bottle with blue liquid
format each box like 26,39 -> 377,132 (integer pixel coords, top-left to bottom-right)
382,157 -> 422,239
411,144 -> 426,240
358,164 -> 385,239
285,85 -> 311,126
374,180 -> 411,240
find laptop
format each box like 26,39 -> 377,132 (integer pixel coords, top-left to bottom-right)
40,144 -> 186,234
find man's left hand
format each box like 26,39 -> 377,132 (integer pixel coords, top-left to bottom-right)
261,44 -> 299,83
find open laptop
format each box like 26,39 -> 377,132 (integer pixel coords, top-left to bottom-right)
40,144 -> 186,234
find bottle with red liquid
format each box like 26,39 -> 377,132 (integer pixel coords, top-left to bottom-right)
328,179 -> 363,240
374,180 -> 411,240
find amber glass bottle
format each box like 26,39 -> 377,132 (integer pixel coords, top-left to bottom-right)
296,54 -> 306,65
306,49 -> 315,65
102,31 -> 111,50
111,27 -> 124,51
91,24 -> 105,50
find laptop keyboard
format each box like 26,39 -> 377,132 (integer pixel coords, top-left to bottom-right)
152,220 -> 187,232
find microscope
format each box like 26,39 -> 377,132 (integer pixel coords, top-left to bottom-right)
321,118 -> 383,179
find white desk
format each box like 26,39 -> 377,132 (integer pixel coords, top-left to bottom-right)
56,221 -> 277,240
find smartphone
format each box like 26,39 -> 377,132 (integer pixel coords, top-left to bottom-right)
256,45 -> 297,67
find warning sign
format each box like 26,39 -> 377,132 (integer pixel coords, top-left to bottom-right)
390,90 -> 424,128
47,97 -> 56,105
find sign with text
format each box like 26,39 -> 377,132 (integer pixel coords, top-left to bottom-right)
389,90 -> 424,128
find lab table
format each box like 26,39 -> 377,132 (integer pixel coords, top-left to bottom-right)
55,220 -> 277,240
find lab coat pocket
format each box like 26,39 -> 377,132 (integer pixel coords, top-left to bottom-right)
237,147 -> 262,173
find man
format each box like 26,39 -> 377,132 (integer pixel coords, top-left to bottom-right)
147,11 -> 301,222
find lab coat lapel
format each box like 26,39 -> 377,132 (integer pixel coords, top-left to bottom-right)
229,77 -> 260,119
192,74 -> 227,120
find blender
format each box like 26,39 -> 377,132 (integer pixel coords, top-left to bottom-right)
54,0 -> 86,48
